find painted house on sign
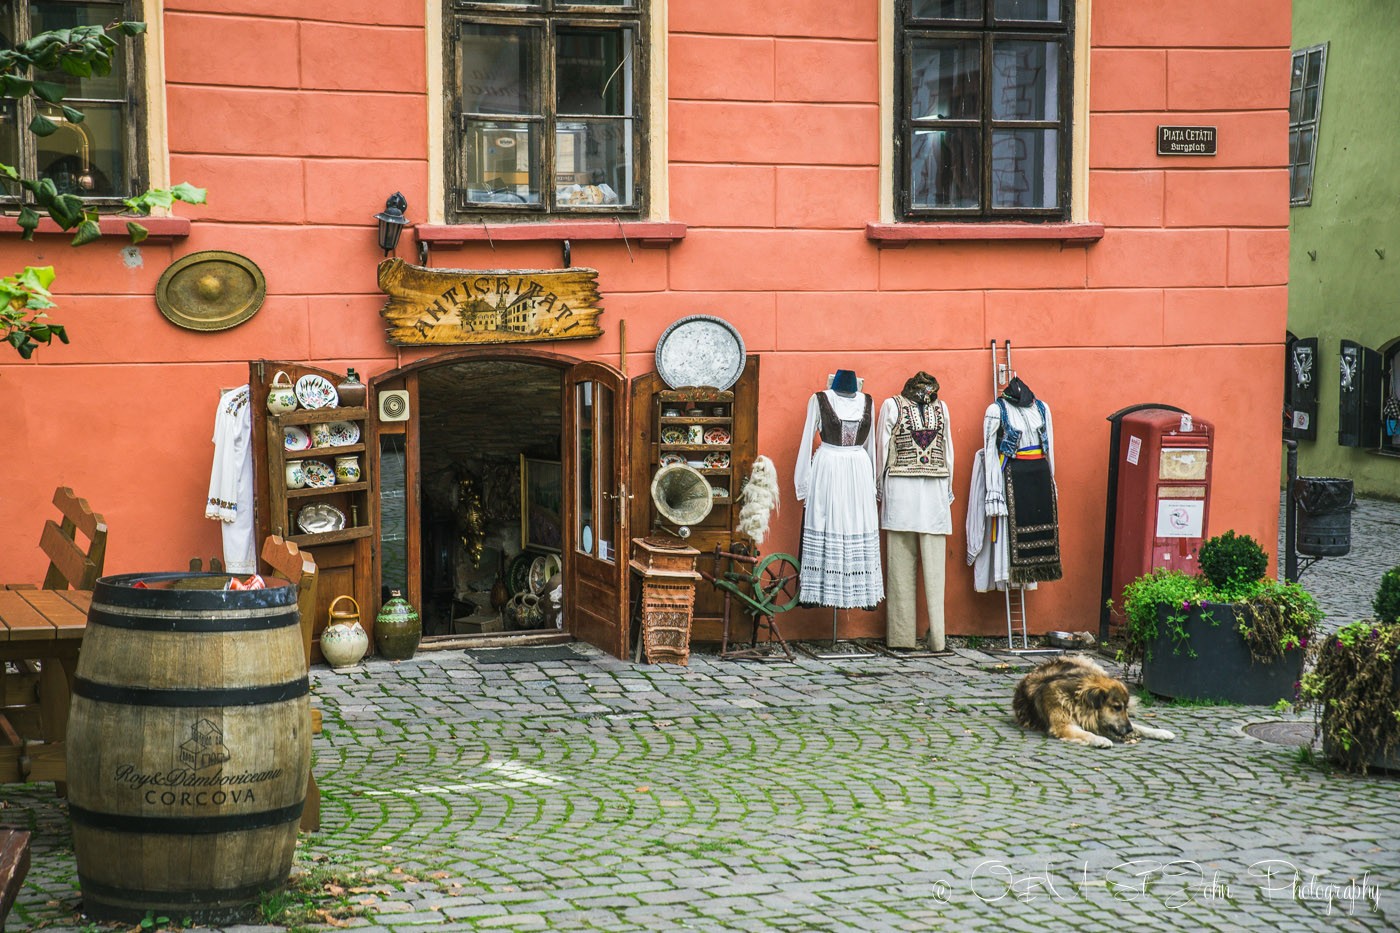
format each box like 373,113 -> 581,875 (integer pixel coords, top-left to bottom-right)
0,1 -> 1292,661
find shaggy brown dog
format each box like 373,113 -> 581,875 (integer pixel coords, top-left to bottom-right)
1012,655 -> 1175,748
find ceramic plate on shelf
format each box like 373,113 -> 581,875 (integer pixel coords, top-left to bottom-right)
660,427 -> 687,445
704,428 -> 731,445
660,453 -> 686,467
295,374 -> 339,409
296,502 -> 345,535
302,460 -> 336,488
326,420 -> 361,446
283,425 -> 311,451
529,553 -> 562,595
711,485 -> 729,499
704,451 -> 731,469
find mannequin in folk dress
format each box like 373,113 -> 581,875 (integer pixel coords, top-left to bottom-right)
794,370 -> 884,608
876,372 -> 954,650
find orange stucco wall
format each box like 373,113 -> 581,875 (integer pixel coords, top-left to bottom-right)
0,1 -> 1291,640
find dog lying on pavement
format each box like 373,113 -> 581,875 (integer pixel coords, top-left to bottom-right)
1012,655 -> 1175,748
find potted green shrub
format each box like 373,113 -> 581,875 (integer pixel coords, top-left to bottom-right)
1295,566 -> 1400,773
1118,530 -> 1321,704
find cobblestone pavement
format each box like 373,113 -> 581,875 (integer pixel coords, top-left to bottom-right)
2,497 -> 1395,932
1279,494 -> 1400,631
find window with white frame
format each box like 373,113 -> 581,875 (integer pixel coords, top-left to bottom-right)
1289,43 -> 1327,207
0,0 -> 145,205
896,0 -> 1074,221
448,0 -> 646,219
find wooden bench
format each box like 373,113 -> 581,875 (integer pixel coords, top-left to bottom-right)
261,535 -> 322,833
0,829 -> 31,931
0,488 -> 106,795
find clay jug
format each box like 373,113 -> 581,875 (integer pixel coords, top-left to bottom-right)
508,592 -> 543,631
321,595 -> 368,669
336,368 -> 367,408
375,590 -> 421,661
267,370 -> 297,414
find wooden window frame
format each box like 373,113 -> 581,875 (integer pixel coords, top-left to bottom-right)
447,0 -> 647,221
0,0 -> 147,209
1289,42 -> 1327,208
895,0 -> 1074,223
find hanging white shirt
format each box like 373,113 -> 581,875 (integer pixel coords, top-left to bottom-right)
205,385 -> 256,573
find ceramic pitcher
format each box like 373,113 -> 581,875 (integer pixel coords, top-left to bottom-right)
285,461 -> 306,489
375,590 -> 421,661
334,455 -> 361,483
321,595 -> 368,669
267,371 -> 297,414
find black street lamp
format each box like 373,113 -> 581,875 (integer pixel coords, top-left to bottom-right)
375,192 -> 409,255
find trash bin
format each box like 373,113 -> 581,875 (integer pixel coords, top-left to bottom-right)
1293,477 -> 1355,557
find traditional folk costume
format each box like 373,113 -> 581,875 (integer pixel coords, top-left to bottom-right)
968,379 -> 1062,590
204,385 -> 256,573
794,387 -> 884,608
876,373 -> 954,650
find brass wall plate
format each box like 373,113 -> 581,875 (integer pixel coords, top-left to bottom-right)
156,250 -> 266,331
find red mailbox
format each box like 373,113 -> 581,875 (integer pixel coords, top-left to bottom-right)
1108,409 -> 1214,622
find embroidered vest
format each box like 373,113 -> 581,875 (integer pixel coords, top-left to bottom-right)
887,396 -> 950,478
816,392 -> 873,447
996,398 -> 1049,459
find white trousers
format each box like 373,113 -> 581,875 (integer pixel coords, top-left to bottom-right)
885,531 -> 946,650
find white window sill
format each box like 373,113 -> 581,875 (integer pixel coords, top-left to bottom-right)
866,221 -> 1105,248
416,220 -> 687,249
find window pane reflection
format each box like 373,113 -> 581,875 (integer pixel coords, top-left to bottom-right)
464,120 -> 541,204
911,0 -> 982,19
911,128 -> 980,209
458,22 -> 540,116
596,384 -> 615,563
991,128 -> 1057,208
992,40 -> 1058,122
575,382 -> 595,557
910,38 -> 980,120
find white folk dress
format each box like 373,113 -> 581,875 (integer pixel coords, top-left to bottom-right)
966,399 -> 1057,591
205,385 -> 256,573
794,390 -> 884,608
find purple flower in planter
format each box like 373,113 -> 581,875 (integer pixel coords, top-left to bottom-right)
1182,600 -> 1191,610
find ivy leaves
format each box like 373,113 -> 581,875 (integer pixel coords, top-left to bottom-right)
1,265 -> 66,359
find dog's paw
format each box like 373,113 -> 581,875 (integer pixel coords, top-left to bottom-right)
1085,734 -> 1114,749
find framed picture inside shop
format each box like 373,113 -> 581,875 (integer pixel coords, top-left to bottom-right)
521,456 -> 563,553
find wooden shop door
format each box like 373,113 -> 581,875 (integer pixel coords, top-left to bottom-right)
563,362 -> 631,658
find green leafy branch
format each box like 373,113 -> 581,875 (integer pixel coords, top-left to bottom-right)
0,19 -> 206,357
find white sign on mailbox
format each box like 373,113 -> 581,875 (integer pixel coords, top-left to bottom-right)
1156,499 -> 1205,538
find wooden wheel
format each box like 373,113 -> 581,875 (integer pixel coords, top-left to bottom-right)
755,553 -> 801,613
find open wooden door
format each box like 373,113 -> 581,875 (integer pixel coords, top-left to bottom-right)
564,362 -> 631,658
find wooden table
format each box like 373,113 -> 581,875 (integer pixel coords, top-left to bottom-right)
0,589 -> 89,786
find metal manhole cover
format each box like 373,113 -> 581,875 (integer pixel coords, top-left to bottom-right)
1243,721 -> 1314,747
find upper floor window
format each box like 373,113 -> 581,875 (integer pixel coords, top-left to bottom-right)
1289,43 -> 1326,207
448,0 -> 645,220
0,0 -> 144,205
896,0 -> 1073,222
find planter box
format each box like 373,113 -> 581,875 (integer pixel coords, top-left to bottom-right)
1142,601 -> 1303,705
1320,655 -> 1400,772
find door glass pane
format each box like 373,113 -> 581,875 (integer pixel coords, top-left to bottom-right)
379,435 -> 408,596
457,22 -> 541,116
464,120 -> 541,204
31,2 -> 126,98
910,38 -> 980,119
575,382 -> 595,557
991,128 -> 1057,208
556,27 -> 632,116
556,119 -> 634,207
0,101 -> 18,179
994,0 -> 1062,22
992,40 -> 1059,121
910,128 -> 980,209
37,101 -> 125,196
595,383 -> 615,564
911,0 -> 982,18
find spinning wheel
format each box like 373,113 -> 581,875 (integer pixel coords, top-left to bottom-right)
700,543 -> 800,661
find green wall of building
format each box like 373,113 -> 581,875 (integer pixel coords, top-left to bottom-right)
1289,1 -> 1400,498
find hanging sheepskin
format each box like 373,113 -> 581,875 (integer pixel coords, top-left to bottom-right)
736,454 -> 780,546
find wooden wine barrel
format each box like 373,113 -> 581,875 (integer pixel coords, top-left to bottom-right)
66,573 -> 311,922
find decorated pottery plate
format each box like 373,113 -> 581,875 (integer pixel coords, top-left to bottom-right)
295,374 -> 339,410
660,452 -> 686,466
283,425 -> 311,451
302,460 -> 336,488
296,502 -> 345,535
711,485 -> 729,499
507,552 -> 534,596
529,553 -> 562,595
704,427 -> 731,445
704,451 -> 731,469
326,420 -> 361,446
660,427 -> 687,445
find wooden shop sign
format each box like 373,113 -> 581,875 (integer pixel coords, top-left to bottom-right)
1157,125 -> 1217,156
377,259 -> 603,346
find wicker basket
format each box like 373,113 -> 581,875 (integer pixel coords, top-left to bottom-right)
641,579 -> 695,665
